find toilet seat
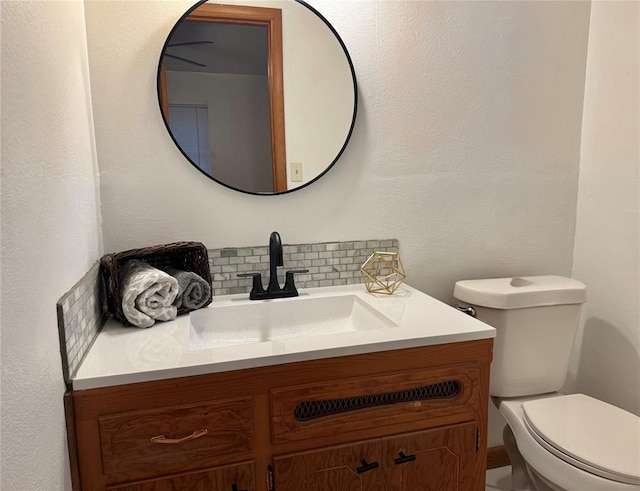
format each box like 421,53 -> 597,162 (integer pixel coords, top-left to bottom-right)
522,394 -> 640,486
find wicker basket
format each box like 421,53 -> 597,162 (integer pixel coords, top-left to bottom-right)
100,241 -> 212,326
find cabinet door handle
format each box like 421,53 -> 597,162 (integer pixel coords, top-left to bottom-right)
150,428 -> 207,444
231,485 -> 247,491
356,459 -> 379,474
394,451 -> 416,465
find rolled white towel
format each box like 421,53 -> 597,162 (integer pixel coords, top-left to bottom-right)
119,260 -> 179,328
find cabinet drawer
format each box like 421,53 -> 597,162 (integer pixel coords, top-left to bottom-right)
98,396 -> 253,475
106,460 -> 256,490
271,365 -> 478,444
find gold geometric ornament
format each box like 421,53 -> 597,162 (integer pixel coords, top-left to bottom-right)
360,251 -> 406,295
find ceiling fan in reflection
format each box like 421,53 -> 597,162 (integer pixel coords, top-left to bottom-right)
164,41 -> 214,67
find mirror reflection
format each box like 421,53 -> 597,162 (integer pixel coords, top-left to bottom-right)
158,0 -> 357,195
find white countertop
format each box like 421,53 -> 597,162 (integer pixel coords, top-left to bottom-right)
72,284 -> 495,390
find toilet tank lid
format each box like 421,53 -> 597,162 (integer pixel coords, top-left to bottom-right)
453,275 -> 586,309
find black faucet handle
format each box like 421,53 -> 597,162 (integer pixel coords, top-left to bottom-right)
237,273 -> 265,299
237,272 -> 262,279
283,269 -> 309,294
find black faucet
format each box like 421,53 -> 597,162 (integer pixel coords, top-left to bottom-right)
238,231 -> 308,300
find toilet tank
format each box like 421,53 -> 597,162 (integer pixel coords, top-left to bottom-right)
454,276 -> 586,398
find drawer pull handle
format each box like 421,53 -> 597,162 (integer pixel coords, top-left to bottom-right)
231,485 -> 247,491
394,451 -> 416,464
356,459 -> 379,474
150,428 -> 208,444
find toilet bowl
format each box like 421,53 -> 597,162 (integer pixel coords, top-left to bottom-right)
453,275 -> 640,491
496,393 -> 640,491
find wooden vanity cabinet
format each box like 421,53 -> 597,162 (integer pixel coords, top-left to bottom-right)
70,339 -> 492,491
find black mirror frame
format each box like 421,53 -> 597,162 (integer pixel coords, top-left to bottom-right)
156,0 -> 358,196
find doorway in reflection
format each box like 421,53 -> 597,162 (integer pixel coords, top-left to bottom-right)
160,4 -> 286,193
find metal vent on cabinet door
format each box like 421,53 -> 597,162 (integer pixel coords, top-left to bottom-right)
293,380 -> 461,421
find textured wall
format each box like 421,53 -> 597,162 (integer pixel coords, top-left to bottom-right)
568,2 -> 640,417
88,0 -> 589,300
86,0 -> 590,447
0,2 -> 102,489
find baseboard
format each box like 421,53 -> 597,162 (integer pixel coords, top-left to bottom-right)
487,445 -> 510,469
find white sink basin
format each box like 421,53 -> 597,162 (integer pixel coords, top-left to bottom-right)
189,294 -> 398,349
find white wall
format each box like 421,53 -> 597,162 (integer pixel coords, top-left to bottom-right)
0,2 -> 102,489
88,0 -> 589,294
86,0 -> 590,448
568,2 -> 640,417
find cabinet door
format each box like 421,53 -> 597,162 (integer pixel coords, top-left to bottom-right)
98,397 -> 252,476
384,422 -> 477,491
106,461 -> 255,491
274,440 -> 383,491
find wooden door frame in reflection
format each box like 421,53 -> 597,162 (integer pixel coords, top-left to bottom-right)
160,4 -> 287,193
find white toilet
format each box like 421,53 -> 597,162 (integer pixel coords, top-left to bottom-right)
454,275 -> 640,491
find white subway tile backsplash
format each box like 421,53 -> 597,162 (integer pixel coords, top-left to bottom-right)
57,262 -> 108,383
206,238 -> 398,294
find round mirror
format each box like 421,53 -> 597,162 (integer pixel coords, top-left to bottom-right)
158,0 -> 357,195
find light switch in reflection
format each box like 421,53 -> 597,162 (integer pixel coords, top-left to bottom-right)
290,162 -> 303,182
